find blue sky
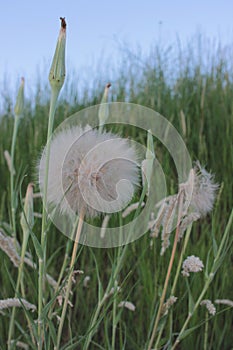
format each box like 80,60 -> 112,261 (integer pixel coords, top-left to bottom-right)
1,0 -> 233,96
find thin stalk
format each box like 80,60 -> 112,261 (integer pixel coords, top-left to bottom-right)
38,88 -> 60,349
83,300 -> 105,350
148,191 -> 184,350
203,311 -> 208,350
154,326 -> 164,350
154,224 -> 192,349
47,239 -> 73,321
111,283 -> 118,350
55,208 -> 85,350
171,224 -> 192,295
10,115 -> 20,245
20,272 -> 36,346
8,229 -> 30,349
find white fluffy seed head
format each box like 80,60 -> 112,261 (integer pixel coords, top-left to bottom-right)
38,126 -> 139,218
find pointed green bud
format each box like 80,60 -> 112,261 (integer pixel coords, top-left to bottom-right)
142,129 -> 155,193
146,129 -> 155,160
14,77 -> 24,116
20,183 -> 34,234
49,17 -> 66,91
98,83 -> 111,132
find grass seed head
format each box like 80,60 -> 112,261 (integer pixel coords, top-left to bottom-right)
200,299 -> 216,315
14,77 -> 24,116
182,255 -> 204,277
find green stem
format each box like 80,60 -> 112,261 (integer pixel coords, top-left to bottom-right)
148,191 -> 184,350
38,88 -> 60,349
47,240 -> 73,322
154,224 -> 192,350
111,282 -> 118,350
203,311 -> 208,350
10,115 -> 20,245
55,209 -> 85,350
7,229 -> 30,349
171,224 -> 192,295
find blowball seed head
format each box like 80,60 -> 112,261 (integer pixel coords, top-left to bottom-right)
49,17 -> 66,91
14,77 -> 24,116
39,126 -> 139,218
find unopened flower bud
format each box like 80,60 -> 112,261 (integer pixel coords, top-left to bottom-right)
142,129 -> 155,191
14,77 -> 24,116
20,183 -> 34,234
49,17 -> 66,91
98,83 -> 111,132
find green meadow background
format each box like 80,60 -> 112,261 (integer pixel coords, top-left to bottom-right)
0,35 -> 232,349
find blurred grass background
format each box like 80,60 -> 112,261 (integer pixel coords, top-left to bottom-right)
0,35 -> 232,349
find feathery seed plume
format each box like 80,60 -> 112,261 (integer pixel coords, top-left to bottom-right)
150,162 -> 218,253
39,126 -> 139,218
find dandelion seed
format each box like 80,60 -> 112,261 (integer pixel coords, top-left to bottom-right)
39,126 -> 139,218
200,299 -> 216,315
181,255 -> 204,277
118,301 -> 136,311
0,298 -> 36,311
215,299 -> 233,307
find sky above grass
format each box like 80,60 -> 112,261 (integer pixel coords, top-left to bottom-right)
1,0 -> 233,96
